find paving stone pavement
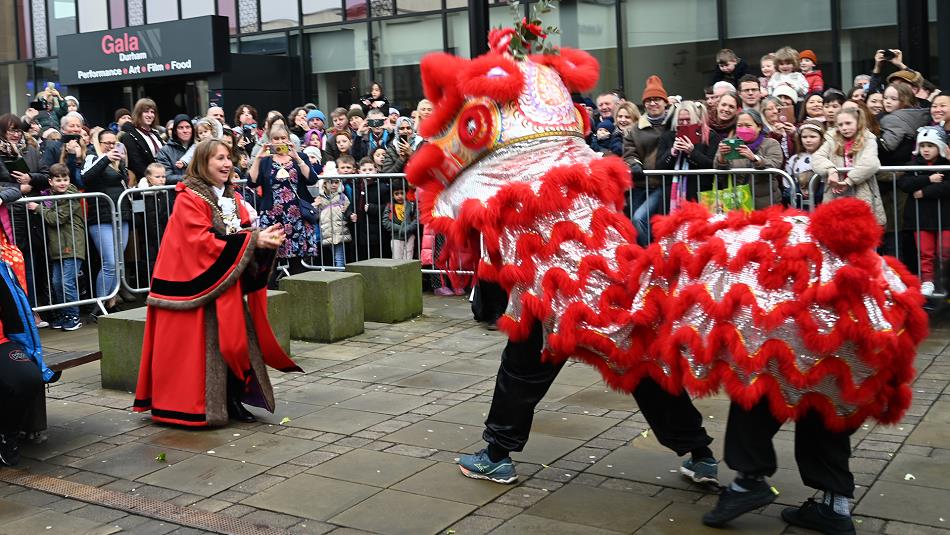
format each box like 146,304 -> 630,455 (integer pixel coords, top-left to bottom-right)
4,295 -> 950,534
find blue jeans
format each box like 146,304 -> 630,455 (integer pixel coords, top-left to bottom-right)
89,222 -> 130,298
332,243 -> 346,268
633,189 -> 664,247
51,258 -> 81,318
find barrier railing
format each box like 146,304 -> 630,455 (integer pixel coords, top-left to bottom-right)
9,192 -> 119,315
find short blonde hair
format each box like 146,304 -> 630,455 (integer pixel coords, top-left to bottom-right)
774,46 -> 800,68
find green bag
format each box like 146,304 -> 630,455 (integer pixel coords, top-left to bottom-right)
698,175 -> 753,214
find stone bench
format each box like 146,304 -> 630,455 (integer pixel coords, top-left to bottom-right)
346,259 -> 422,323
279,271 -> 364,342
98,306 -> 148,391
265,290 -> 291,355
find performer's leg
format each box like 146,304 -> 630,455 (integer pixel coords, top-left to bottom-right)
781,411 -> 857,534
226,371 -> 256,423
703,398 -> 782,527
459,320 -> 562,483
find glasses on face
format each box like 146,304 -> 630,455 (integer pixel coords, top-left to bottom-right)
100,140 -> 116,146
645,98 -> 664,105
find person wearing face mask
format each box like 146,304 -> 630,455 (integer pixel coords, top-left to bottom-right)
622,75 -> 671,230
715,109 -> 785,209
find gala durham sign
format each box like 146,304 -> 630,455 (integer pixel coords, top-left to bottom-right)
57,16 -> 229,85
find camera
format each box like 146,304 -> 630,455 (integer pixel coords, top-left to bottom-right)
367,119 -> 384,128
882,49 -> 896,60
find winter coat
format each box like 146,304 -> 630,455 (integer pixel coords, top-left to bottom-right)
804,70 -> 824,93
592,129 -> 624,157
655,129 -> 722,201
37,184 -> 87,261
812,130 -> 885,225
155,140 -> 191,183
622,115 -> 670,188
711,59 -> 750,87
314,187 -> 352,245
119,123 -> 163,182
897,154 -> 950,231
81,152 -> 131,225
767,72 -> 810,98
251,154 -> 317,213
383,200 -> 417,240
878,108 -> 931,166
714,135 -> 785,209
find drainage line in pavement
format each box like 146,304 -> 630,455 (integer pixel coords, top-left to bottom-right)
0,467 -> 291,535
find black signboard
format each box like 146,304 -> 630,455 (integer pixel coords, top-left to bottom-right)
57,16 -> 229,85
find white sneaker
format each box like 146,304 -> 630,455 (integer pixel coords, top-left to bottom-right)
921,281 -> 935,297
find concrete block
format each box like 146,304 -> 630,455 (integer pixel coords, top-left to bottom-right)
99,306 -> 148,391
346,259 -> 423,323
265,290 -> 291,355
279,271 -> 364,342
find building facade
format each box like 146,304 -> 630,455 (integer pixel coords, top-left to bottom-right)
0,0 -> 943,125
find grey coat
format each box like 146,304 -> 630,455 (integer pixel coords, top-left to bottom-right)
812,130 -> 885,225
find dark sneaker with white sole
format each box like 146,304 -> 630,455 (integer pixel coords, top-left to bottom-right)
703,480 -> 778,527
0,433 -> 20,466
781,498 -> 856,535
680,457 -> 720,485
458,449 -> 518,484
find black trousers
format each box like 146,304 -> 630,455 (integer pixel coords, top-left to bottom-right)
723,399 -> 856,497
0,341 -> 44,434
483,321 -> 712,456
472,280 -> 507,324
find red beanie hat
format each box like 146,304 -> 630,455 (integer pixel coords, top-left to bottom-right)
800,49 -> 818,64
642,75 -> 668,103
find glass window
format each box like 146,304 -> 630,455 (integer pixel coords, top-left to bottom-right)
145,0 -> 178,23
622,0 -> 717,99
396,0 -> 441,15
446,10 -> 469,57
0,0 -> 18,61
109,0 -> 126,27
0,63 -> 31,115
182,0 -> 215,18
238,0 -> 260,32
239,33 -> 289,55
128,0 -> 144,25
841,0 -> 897,89
78,0 -> 109,32
218,0 -> 237,34
47,0 -> 76,56
18,0 -> 33,59
345,0 -> 367,20
446,0 -> 464,8
303,0 -> 343,25
34,58 -> 65,101
372,14 -> 443,111
261,0 -> 299,30
535,0 -> 619,96
308,23 -> 371,111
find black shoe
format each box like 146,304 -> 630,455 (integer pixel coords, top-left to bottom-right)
781,498 -> 856,535
702,481 -> 778,527
227,398 -> 256,423
48,370 -> 63,384
0,433 -> 20,466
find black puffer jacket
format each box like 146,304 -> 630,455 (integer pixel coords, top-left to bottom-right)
81,152 -> 131,224
155,114 -> 193,183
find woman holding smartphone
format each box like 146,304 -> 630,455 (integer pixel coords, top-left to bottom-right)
247,123 -> 319,283
380,117 -> 422,173
655,100 -> 721,211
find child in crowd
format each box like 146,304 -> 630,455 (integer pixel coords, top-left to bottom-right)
178,118 -> 220,167
799,49 -> 825,93
314,176 -> 352,268
26,164 -> 85,331
768,46 -> 810,98
592,118 -> 622,156
304,146 -> 322,169
334,131 -> 354,158
759,53 -> 776,92
898,126 -> 950,296
711,48 -> 748,86
135,163 -> 171,271
328,107 -> 349,137
784,119 -> 826,208
383,180 -> 417,260
372,147 -> 388,170
358,157 -> 377,177
822,89 -> 847,129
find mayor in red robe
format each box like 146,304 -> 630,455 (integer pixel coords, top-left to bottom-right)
133,139 -> 301,427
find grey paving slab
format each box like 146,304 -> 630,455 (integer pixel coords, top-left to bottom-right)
69,442 -> 195,480
279,383 -> 367,406
531,411 -> 620,440
430,357 -> 501,376
559,387 -> 636,411
393,462 -> 510,505
329,489 -> 476,535
44,400 -> 110,427
143,427 -> 240,453
243,474 -> 379,520
492,514 -> 623,535
553,366 -> 605,387
0,509 -> 120,535
307,448 -> 434,487
20,427 -> 104,461
391,370 -> 483,391
291,407 -> 390,434
331,363 -> 422,384
337,391 -> 433,415
138,454 -> 268,497
588,445 -> 709,491
429,401 -> 491,426
384,420 -> 484,451
511,433 -> 585,465
246,399 -> 324,424
294,343 -> 378,361
212,432 -> 318,466
907,400 -> 950,448
634,502 -> 786,534
0,499 -> 41,523
422,332 -> 502,353
527,483 -> 669,532
540,383 -> 587,403
373,351 -> 457,369
56,409 -> 151,437
879,453 -> 950,491
855,481 -> 950,527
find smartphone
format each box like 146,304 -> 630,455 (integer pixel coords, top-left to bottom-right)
272,143 -> 290,155
114,142 -> 126,157
28,100 -> 46,111
776,104 -> 795,123
723,138 -> 746,160
61,134 -> 81,145
676,124 -> 702,145
399,134 -> 410,144
882,49 -> 896,60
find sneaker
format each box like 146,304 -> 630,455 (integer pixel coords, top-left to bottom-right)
434,287 -> 454,296
921,281 -> 935,297
681,457 -> 720,485
62,316 -> 82,331
702,481 -> 778,527
781,498 -> 856,535
48,316 -> 66,329
0,433 -> 20,466
458,449 -> 518,484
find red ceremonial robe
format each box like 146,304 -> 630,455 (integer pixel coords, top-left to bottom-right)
133,179 -> 301,427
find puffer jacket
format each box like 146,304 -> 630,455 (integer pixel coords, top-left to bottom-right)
878,107 -> 930,165
382,200 -> 417,240
314,182 -> 352,245
37,184 -> 87,261
812,130 -> 885,225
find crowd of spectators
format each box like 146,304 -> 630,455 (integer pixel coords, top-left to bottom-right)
2,45 -> 949,330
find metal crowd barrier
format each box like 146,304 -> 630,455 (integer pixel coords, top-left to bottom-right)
10,192 -> 120,315
116,185 -> 176,294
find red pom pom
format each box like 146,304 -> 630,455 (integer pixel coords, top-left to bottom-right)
460,55 -> 525,102
531,48 -> 600,93
809,198 -> 882,257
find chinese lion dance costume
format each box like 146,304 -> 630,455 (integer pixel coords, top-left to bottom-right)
405,32 -> 928,431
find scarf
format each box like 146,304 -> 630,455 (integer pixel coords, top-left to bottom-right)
745,132 -> 767,153
0,138 -> 23,159
707,115 -> 737,137
646,114 -> 666,128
